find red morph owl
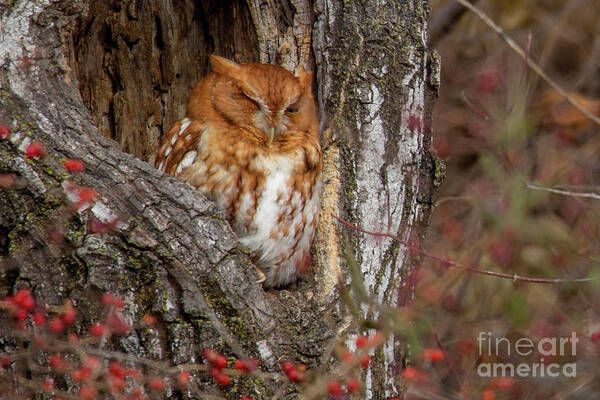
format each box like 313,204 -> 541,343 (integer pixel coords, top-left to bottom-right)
154,55 -> 322,288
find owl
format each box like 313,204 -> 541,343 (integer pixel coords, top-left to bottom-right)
154,55 -> 322,288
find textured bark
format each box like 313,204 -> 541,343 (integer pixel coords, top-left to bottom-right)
312,1 -> 442,397
73,0 -> 259,161
0,0 -> 439,398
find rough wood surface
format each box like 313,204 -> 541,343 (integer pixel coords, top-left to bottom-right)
0,0 -> 439,398
1,1 -> 332,398
313,0 -> 442,397
74,0 -> 259,161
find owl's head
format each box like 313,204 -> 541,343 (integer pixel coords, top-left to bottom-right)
210,55 -> 318,144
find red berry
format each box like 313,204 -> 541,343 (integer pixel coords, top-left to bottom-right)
49,354 -> 66,371
13,289 -> 33,309
421,348 -> 444,362
281,361 -> 295,373
75,187 -> 97,207
360,354 -> 371,368
488,239 -> 514,266
286,368 -> 300,382
101,293 -> 113,305
1,354 -> 12,368
109,361 -> 127,379
33,311 -> 47,326
347,377 -> 361,393
25,141 -> 45,159
234,359 -> 246,371
327,380 -> 344,397
234,358 -> 259,373
113,298 -> 125,308
90,323 -> 105,337
401,366 -> 427,383
78,385 -> 96,400
482,389 -> 495,400
60,308 -> 76,325
108,375 -> 126,393
209,367 -> 222,380
355,335 -> 368,348
202,349 -> 218,363
14,289 -> 35,311
14,308 -> 28,322
177,371 -> 190,388
84,356 -> 100,370
72,366 -> 92,382
213,354 -> 227,369
63,159 -> 84,172
106,312 -> 131,335
49,317 -> 65,334
102,292 -> 124,307
0,125 -> 10,140
148,377 -> 165,391
68,333 -> 79,343
42,377 -> 55,390
142,314 -> 157,325
341,350 -> 355,363
476,69 -> 501,94
215,372 -> 230,386
126,367 -> 141,379
492,377 -> 515,391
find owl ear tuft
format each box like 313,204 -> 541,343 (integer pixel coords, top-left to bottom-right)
294,65 -> 306,76
210,55 -> 241,77
295,66 -> 313,90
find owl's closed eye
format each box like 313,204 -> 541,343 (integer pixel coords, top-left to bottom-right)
154,55 -> 322,288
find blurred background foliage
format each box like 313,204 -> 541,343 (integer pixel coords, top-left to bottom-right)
403,0 -> 600,398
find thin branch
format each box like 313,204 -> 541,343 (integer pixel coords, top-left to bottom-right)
525,182 -> 600,200
0,369 -> 78,400
434,332 -> 467,399
336,217 -> 594,284
460,91 -> 489,120
522,32 -> 533,80
452,0 -> 600,126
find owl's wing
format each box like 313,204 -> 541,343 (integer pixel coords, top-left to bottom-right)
155,117 -> 203,176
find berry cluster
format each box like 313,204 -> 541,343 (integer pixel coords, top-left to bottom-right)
0,289 -> 272,399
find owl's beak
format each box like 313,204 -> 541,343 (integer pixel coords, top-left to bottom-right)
267,126 -> 275,145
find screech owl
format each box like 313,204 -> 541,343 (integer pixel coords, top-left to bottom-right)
154,55 -> 322,288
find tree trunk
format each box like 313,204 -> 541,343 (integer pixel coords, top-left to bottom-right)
312,1 -> 442,397
0,0 -> 440,398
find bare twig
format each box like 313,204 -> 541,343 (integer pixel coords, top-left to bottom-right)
460,91 -> 489,120
434,332 -> 467,399
453,0 -> 600,126
522,32 -> 533,80
525,182 -> 600,200
0,369 -> 78,400
336,217 -> 594,284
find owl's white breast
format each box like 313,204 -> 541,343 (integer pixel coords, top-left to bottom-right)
239,153 -> 321,287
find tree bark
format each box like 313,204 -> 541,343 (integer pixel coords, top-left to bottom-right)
0,0 -> 440,398
312,1 -> 442,397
